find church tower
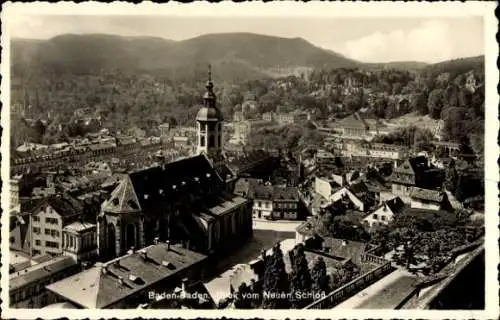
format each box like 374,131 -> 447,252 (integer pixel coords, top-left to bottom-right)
196,65 -> 224,157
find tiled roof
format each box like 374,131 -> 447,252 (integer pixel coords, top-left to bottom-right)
321,237 -> 368,263
10,256 -> 77,291
233,178 -> 261,198
409,187 -> 444,202
336,113 -> 368,130
273,186 -> 299,201
46,243 -> 207,309
28,194 -> 84,218
385,196 -> 406,214
253,185 -> 274,200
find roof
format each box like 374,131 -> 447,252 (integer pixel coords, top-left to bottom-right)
253,185 -> 274,200
409,187 -> 444,202
46,243 -> 207,309
336,113 -> 368,130
214,163 -> 235,182
10,256 -> 77,291
348,180 -> 370,198
30,194 -> 84,218
321,238 -> 368,263
64,221 -> 96,233
196,107 -> 223,122
384,196 -> 406,214
273,186 -> 299,201
232,178 -> 261,198
296,220 -> 316,236
206,196 -> 247,216
102,175 -> 142,214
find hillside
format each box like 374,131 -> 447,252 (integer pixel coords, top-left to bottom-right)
423,55 -> 485,77
11,33 -> 360,82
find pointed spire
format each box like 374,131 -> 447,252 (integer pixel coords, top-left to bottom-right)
203,64 -> 216,108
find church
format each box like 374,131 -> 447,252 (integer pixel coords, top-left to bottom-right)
97,66 -> 253,259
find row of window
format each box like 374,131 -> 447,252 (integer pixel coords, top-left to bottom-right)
32,216 -> 59,225
34,239 -> 60,249
32,227 -> 60,237
371,214 -> 387,221
274,202 -> 298,209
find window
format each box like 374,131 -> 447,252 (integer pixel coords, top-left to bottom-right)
208,135 -> 214,148
51,230 -> 59,237
258,201 -> 262,207
200,136 -> 205,147
33,227 -> 41,235
373,214 -> 378,220
45,241 -> 59,249
35,240 -> 41,246
32,216 -> 40,222
381,215 -> 386,221
10,236 -> 15,244
32,249 -> 41,256
45,217 -> 58,224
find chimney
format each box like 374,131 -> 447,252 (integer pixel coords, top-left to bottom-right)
153,237 -> 159,245
140,250 -> 148,260
118,276 -> 124,285
127,247 -> 135,255
166,240 -> 171,251
342,240 -> 347,246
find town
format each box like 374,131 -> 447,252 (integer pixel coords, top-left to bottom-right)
8,28 -> 485,310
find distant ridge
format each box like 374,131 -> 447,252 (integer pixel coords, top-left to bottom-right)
11,33 -> 483,81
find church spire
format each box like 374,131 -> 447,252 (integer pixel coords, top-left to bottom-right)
203,64 -> 216,108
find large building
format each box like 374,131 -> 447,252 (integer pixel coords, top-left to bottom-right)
97,154 -> 253,259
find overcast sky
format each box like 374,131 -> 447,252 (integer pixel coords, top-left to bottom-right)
9,15 -> 484,63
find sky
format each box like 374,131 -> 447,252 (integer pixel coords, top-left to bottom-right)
9,15 -> 484,63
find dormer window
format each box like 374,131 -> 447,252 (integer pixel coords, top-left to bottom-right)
112,198 -> 119,206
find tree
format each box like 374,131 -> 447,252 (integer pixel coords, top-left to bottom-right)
311,257 -> 330,295
289,244 -> 313,308
444,159 -> 459,193
262,243 -> 290,309
427,89 -> 444,119
234,283 -> 252,309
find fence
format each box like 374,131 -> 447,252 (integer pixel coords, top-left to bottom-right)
304,259 -> 393,309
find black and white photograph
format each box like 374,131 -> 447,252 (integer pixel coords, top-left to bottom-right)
1,2 -> 498,319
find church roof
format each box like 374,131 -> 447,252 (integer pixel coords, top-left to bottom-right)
102,175 -> 142,214
196,107 -> 223,122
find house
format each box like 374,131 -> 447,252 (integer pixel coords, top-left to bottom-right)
389,156 -> 430,203
252,185 -> 274,219
46,242 -> 207,309
272,186 -> 301,220
28,194 -> 84,257
314,176 -> 342,201
409,187 -> 451,211
362,196 -> 406,229
330,180 -> 375,212
9,255 -> 80,308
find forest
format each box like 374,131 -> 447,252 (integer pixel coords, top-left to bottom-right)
11,54 -> 484,158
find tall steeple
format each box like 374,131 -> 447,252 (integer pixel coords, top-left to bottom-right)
203,64 -> 216,109
196,64 -> 223,157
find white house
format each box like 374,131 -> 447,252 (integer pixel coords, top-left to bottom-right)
362,197 -> 405,229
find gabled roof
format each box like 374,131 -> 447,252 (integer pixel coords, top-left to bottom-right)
409,187 -> 444,202
102,175 -> 142,214
273,186 -> 299,201
30,194 -> 84,218
46,243 -> 207,309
